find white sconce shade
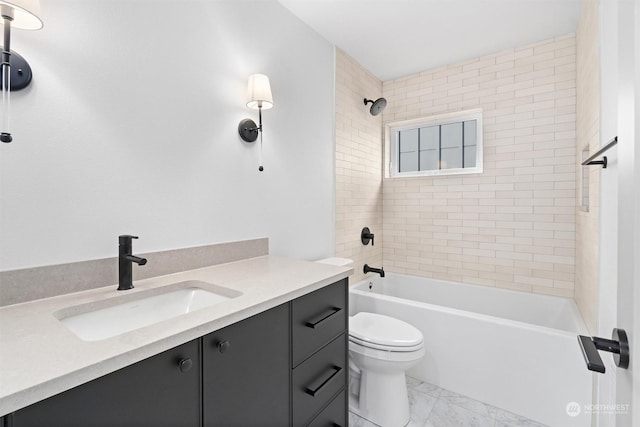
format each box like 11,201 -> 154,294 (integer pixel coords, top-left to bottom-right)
246,74 -> 273,110
0,0 -> 43,30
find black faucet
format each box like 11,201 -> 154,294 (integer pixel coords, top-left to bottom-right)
118,235 -> 147,291
363,264 -> 385,278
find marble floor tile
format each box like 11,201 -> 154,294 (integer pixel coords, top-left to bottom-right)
494,409 -> 549,427
407,388 -> 437,426
348,411 -> 377,427
408,380 -> 444,398
437,389 -> 498,418
405,375 -> 423,389
349,377 -> 549,427
424,399 -> 494,427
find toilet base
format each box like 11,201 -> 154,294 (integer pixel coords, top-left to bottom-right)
349,369 -> 411,427
347,313 -> 425,427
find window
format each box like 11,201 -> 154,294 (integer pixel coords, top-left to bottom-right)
386,110 -> 483,177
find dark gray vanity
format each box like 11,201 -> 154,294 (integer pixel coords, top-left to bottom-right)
3,279 -> 348,427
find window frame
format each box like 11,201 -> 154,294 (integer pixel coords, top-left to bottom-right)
386,109 -> 484,178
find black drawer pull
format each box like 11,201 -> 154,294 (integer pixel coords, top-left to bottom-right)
305,366 -> 342,397
305,307 -> 342,329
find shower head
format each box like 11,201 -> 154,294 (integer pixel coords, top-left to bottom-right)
364,97 -> 387,116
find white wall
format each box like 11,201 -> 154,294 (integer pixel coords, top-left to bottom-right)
0,0 -> 335,270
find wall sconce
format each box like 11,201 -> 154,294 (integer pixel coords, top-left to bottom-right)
1,0 -> 42,143
238,74 -> 273,172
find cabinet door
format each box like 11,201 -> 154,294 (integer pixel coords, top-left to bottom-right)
10,339 -> 200,427
203,303 -> 290,427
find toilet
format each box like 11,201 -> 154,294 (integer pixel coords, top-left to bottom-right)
348,312 -> 425,427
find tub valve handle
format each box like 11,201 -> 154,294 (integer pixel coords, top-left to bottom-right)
577,328 -> 629,373
361,227 -> 375,246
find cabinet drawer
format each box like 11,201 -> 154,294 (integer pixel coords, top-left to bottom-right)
306,390 -> 346,427
292,279 -> 347,367
292,334 -> 347,427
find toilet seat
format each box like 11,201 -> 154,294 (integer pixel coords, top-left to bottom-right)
349,312 -> 423,352
349,335 -> 424,352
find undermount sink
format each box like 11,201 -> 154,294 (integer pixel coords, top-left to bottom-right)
55,281 -> 242,341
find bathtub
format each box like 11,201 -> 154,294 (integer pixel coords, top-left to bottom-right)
350,273 -> 593,427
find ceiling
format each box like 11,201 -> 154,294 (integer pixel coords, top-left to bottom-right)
278,0 -> 582,81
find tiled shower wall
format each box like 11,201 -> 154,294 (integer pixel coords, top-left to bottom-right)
575,0 -> 600,332
381,35 -> 577,297
335,48 -> 384,283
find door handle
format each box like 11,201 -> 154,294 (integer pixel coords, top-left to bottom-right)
577,328 -> 629,373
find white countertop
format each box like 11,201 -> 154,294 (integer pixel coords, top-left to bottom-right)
0,255 -> 352,416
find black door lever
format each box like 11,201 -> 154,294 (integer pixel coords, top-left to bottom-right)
577,328 -> 629,373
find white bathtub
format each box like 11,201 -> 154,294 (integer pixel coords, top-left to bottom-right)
350,273 -> 593,427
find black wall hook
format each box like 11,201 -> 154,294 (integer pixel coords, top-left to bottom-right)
577,328 -> 629,373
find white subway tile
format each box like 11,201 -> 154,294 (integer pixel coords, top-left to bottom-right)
372,36 -> 576,297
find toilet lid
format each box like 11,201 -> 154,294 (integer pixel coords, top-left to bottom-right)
349,312 -> 423,348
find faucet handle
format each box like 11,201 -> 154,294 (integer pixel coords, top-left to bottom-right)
119,235 -> 139,245
361,227 -> 375,246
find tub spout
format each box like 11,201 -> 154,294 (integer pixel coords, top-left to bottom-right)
363,264 -> 385,277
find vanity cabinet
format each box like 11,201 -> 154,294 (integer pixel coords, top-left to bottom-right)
6,278 -> 348,427
9,339 -> 201,427
203,302 -> 290,427
292,278 -> 348,427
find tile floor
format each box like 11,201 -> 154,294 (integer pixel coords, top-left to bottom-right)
348,377 -> 548,427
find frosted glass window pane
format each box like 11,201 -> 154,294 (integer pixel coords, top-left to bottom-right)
399,129 -> 419,153
420,126 -> 439,150
399,152 -> 418,172
464,146 -> 476,168
464,121 -> 477,147
441,147 -> 462,169
420,149 -> 439,171
441,123 -> 463,149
